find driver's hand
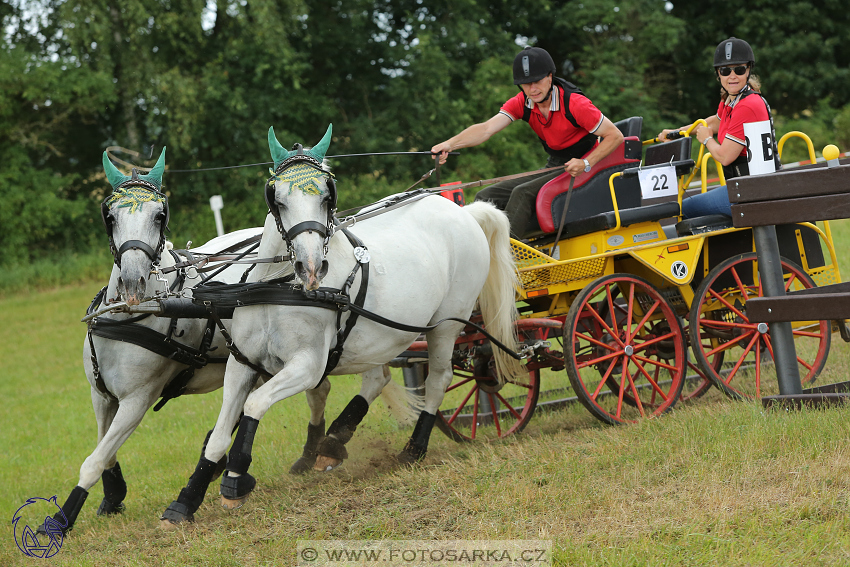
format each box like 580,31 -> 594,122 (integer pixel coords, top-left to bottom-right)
430,142 -> 452,165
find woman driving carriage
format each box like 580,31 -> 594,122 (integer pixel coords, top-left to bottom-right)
431,46 -> 624,238
659,37 -> 780,219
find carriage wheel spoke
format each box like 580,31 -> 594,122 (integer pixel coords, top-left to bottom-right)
446,383 -> 478,425
629,300 -> 661,343
723,332 -> 760,386
495,391 -> 523,421
445,375 -> 475,393
631,331 -> 677,354
633,357 -> 670,401
755,339 -> 762,396
698,318 -> 757,331
707,288 -> 750,322
576,331 -> 619,352
704,329 -> 755,358
784,272 -> 798,292
626,363 -> 647,417
591,353 -> 619,400
470,388 -> 480,439
585,301 -> 624,348
633,354 -> 678,372
577,348 -> 623,370
488,393 -> 502,436
625,284 -> 635,340
730,266 -> 754,302
616,358 -> 628,419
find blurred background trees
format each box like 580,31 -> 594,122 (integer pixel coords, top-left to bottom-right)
2,0 -> 849,270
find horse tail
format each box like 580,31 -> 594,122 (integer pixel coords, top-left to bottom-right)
462,201 -> 525,382
378,365 -> 423,426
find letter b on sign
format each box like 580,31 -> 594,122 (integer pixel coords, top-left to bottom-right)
743,120 -> 776,176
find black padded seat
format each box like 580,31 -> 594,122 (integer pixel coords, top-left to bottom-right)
558,201 -> 682,240
614,116 -> 643,138
675,214 -> 733,236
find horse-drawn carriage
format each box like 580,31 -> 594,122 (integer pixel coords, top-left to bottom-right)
414,118 -> 842,439
49,120 -> 844,533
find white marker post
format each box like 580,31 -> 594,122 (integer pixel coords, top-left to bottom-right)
209,195 -> 224,236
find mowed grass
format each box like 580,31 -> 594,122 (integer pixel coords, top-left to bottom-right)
1,221 -> 850,566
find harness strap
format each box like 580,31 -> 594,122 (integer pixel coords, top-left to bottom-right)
87,329 -> 117,402
194,281 -> 521,360
90,318 -> 212,368
287,220 -> 329,241
323,228 -> 370,377
153,317 -> 224,412
209,309 -> 275,380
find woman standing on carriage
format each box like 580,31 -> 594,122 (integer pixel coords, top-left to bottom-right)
659,37 -> 781,218
430,46 -> 624,238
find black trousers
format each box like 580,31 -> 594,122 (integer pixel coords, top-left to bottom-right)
473,161 -> 564,239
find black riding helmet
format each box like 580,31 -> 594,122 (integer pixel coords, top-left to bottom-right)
713,37 -> 755,68
513,46 -> 556,85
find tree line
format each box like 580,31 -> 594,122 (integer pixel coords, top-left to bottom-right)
2,0 -> 849,265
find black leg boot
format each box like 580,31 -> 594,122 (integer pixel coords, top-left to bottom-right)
97,462 -> 127,516
161,457 -> 219,524
398,411 -> 437,464
289,419 -> 326,475
37,486 -> 88,536
220,417 -> 259,505
315,395 -> 369,467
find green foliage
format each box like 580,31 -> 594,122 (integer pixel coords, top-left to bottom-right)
1,0 -> 848,276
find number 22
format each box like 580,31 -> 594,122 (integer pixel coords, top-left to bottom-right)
651,174 -> 669,191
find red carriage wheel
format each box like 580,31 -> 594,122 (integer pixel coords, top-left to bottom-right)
679,327 -> 723,403
435,338 -> 540,442
564,274 -> 687,425
689,253 -> 831,400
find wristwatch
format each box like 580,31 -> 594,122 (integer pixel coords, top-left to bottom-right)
583,159 -> 591,173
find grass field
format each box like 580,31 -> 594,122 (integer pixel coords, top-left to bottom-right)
4,221 -> 850,566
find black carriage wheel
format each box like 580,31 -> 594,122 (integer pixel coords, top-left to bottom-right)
434,354 -> 540,443
564,273 -> 687,425
689,253 -> 831,400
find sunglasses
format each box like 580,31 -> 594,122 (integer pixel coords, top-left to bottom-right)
718,65 -> 749,77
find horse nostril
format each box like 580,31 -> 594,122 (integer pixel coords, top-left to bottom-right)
138,276 -> 146,287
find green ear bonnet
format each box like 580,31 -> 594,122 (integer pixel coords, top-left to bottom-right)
266,124 -> 337,210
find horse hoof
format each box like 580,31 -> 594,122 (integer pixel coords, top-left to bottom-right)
220,471 -> 256,509
220,495 -> 251,510
159,518 -> 183,531
97,498 -> 125,516
313,455 -> 343,472
396,446 -> 426,466
289,455 -> 317,475
160,501 -> 194,528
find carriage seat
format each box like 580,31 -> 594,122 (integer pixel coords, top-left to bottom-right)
614,116 -> 643,138
555,201 -> 682,241
530,137 -> 643,237
675,214 -> 733,236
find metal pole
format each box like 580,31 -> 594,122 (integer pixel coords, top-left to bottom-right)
752,224 -> 803,395
401,363 -> 426,407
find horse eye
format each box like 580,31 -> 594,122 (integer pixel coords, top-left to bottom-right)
155,212 -> 166,223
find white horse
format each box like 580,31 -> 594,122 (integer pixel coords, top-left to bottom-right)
45,149 -> 407,534
161,124 -> 524,524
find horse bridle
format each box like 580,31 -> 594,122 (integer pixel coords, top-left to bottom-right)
264,144 -> 337,260
101,172 -> 171,268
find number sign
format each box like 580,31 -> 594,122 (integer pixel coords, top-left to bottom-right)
743,120 -> 777,176
638,164 -> 678,200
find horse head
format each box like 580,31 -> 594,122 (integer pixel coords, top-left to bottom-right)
101,148 -> 170,305
265,124 -> 336,290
